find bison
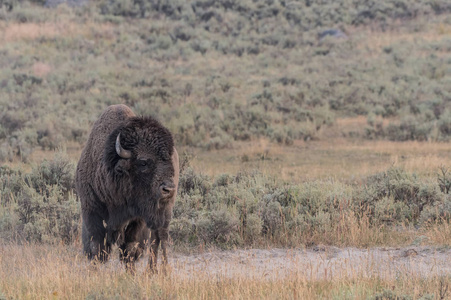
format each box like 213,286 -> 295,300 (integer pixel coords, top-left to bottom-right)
75,104 -> 179,272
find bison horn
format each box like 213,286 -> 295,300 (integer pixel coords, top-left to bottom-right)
115,133 -> 132,159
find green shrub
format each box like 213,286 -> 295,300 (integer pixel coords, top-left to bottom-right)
178,167 -> 211,197
169,216 -> 193,244
386,117 -> 432,141
0,153 -> 79,243
419,194 -> 451,224
214,173 -> 231,187
438,109 -> 451,139
16,184 -> 79,243
99,0 -> 186,18
197,207 -> 241,248
359,168 -> 442,222
373,196 -> 411,225
172,166 -> 448,247
26,153 -> 75,194
205,129 -> 233,150
243,213 -> 262,242
0,0 -> 16,12
437,166 -> 451,194
0,166 -> 24,203
258,196 -> 283,235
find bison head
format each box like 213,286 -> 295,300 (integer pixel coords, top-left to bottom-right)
104,117 -> 177,230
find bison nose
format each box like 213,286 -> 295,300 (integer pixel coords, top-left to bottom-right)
160,182 -> 175,198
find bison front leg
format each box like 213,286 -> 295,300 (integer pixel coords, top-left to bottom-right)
148,227 -> 170,274
118,219 -> 149,274
148,229 -> 160,273
159,228 -> 169,265
82,212 -> 111,263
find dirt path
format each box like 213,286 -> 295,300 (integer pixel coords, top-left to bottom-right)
168,246 -> 451,280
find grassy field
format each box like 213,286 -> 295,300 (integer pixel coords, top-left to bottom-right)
188,135 -> 451,182
1,243 -> 450,299
0,0 -> 451,299
1,139 -> 450,299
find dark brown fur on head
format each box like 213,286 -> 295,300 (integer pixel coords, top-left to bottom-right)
103,116 -> 176,229
104,117 -> 174,176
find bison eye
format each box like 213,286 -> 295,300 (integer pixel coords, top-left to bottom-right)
138,160 -> 147,167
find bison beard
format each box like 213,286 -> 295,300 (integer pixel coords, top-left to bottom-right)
75,104 -> 179,272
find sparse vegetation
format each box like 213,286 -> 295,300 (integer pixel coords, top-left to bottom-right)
0,0 -> 451,160
1,158 -> 449,248
0,0 -> 450,298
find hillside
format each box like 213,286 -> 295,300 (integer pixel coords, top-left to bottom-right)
0,0 -> 450,162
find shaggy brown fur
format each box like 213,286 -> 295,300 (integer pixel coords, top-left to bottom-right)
75,104 -> 179,272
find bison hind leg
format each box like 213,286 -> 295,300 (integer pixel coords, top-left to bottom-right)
119,219 -> 150,272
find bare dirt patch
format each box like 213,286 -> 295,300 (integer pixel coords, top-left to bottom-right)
168,247 -> 451,280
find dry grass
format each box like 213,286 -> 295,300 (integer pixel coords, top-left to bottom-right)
1,23 -> 63,41
11,134 -> 450,183
0,20 -> 114,42
1,242 -> 450,299
425,221 -> 451,246
185,137 -> 451,182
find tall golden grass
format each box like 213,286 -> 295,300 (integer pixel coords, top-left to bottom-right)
1,241 -> 449,299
